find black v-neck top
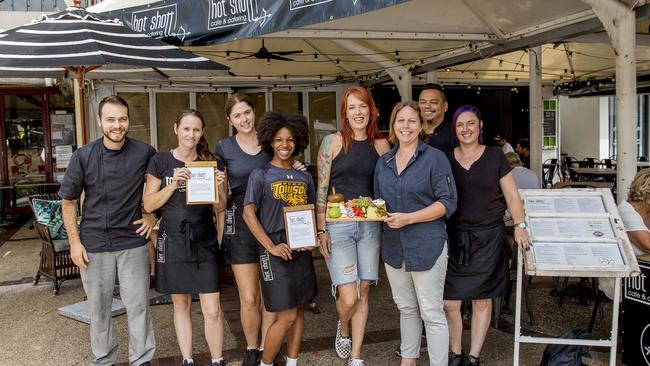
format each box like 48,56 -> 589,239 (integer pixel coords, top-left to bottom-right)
448,146 -> 512,230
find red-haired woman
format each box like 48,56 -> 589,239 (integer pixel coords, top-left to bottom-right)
316,86 -> 391,366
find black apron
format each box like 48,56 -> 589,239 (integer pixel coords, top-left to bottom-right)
221,193 -> 261,264
259,231 -> 318,312
155,212 -> 220,294
444,223 -> 509,300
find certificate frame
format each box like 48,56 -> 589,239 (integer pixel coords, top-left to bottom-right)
185,161 -> 219,205
283,204 -> 318,250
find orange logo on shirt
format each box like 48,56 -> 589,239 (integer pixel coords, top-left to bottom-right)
271,181 -> 307,206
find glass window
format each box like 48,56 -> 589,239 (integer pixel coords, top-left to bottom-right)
117,92 -> 151,145
247,92 -> 267,123
307,92 -> 338,164
4,94 -> 46,207
196,92 -> 229,152
4,95 -> 45,185
156,92 -> 189,151
49,94 -> 76,182
272,92 -> 302,115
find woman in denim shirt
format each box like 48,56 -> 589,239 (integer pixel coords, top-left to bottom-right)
374,101 -> 457,366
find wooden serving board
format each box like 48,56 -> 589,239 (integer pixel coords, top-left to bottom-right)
326,217 -> 386,222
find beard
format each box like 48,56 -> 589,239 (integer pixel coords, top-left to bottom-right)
103,128 -> 127,143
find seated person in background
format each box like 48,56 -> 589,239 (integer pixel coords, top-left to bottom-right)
515,138 -> 530,168
601,169 -> 650,299
505,152 -> 540,191
493,135 -> 514,154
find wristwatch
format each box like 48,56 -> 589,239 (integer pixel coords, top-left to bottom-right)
514,222 -> 528,229
317,228 -> 329,235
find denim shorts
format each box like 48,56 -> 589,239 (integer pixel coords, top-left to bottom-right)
325,221 -> 381,287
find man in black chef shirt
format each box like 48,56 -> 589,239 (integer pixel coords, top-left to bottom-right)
59,95 -> 157,366
418,83 -> 458,155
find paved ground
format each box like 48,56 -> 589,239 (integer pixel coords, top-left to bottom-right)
0,222 -> 622,365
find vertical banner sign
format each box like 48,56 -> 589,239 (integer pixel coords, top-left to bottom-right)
103,0 -> 411,46
623,262 -> 650,366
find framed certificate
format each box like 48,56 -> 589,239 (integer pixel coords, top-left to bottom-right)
185,161 -> 219,205
283,204 -> 318,249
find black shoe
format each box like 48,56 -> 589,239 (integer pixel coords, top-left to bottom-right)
463,355 -> 480,366
449,352 -> 464,366
181,360 -> 195,366
211,360 -> 227,366
307,300 -> 321,314
242,349 -> 259,366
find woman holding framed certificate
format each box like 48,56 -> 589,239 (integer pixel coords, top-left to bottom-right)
242,112 -> 318,366
143,110 -> 228,366
215,93 -> 306,366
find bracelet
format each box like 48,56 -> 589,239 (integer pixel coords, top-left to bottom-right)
317,228 -> 329,235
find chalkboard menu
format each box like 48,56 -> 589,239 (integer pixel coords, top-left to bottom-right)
543,110 -> 556,136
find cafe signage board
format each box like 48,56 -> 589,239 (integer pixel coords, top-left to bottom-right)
520,188 -> 639,278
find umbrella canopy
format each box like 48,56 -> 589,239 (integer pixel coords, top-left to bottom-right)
0,6 -> 228,75
0,5 -> 228,146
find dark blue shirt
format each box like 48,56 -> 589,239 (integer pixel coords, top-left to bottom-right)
374,141 -> 457,272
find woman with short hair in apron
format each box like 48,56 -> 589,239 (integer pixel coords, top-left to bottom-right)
444,105 -> 531,366
143,110 -> 228,366
242,112 -> 318,366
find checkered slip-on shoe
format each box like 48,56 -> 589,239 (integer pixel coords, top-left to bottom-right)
335,320 -> 352,359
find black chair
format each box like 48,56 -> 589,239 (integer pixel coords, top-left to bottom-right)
561,156 -> 579,181
583,157 -> 601,168
542,159 -> 559,188
602,158 -> 613,169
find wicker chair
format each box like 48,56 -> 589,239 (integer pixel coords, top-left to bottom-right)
27,194 -> 80,295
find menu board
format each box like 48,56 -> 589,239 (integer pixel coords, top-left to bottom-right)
520,188 -> 639,277
533,241 -> 625,267
525,195 -> 606,214
529,218 -> 614,238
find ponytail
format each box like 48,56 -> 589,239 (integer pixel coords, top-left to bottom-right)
196,135 -> 216,161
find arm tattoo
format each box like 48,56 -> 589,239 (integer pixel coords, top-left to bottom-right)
316,135 -> 333,228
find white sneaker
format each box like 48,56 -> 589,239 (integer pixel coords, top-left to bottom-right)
335,320 -> 352,359
348,358 -> 364,366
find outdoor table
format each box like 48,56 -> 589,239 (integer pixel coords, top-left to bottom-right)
569,167 -> 617,182
610,160 -> 650,170
622,254 -> 650,366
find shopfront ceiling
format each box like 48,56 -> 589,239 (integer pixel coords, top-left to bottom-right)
41,0 -> 650,88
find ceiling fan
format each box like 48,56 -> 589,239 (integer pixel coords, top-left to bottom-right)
228,39 -> 303,61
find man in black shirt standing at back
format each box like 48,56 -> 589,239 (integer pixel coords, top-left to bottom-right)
60,95 -> 157,366
418,83 -> 457,155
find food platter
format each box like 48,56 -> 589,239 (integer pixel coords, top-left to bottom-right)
326,217 -> 386,222
325,193 -> 387,222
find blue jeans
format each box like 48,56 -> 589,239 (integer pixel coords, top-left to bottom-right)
325,221 -> 381,288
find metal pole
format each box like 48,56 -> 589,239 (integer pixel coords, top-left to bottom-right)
513,250 -> 524,366
529,46 -> 544,181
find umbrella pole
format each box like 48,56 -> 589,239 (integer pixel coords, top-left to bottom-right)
74,69 -> 87,147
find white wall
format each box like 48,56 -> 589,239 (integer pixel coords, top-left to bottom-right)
559,96 -> 609,160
